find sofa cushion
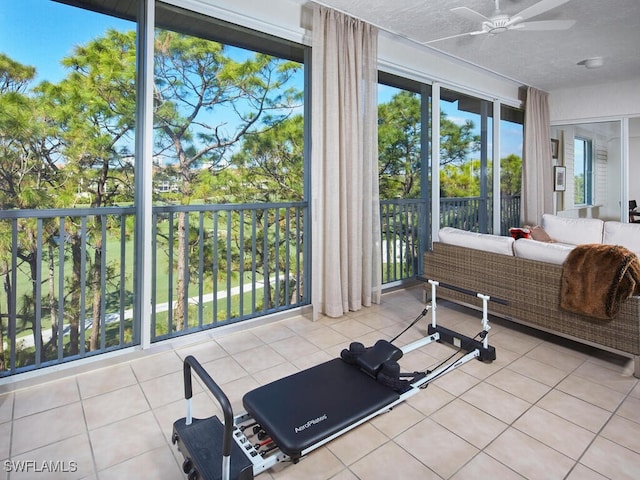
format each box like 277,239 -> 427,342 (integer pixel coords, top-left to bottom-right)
513,238 -> 575,265
438,227 -> 514,256
603,221 -> 640,256
541,214 -> 604,245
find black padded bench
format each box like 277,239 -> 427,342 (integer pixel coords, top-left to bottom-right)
243,358 -> 399,460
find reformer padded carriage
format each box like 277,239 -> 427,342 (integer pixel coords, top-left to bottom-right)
172,281 -> 498,480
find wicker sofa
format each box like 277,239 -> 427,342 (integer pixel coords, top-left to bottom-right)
423,217 -> 640,377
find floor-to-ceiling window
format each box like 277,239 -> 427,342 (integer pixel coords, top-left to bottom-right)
551,121 -> 620,219
500,105 -> 524,234
0,0 -> 138,373
150,3 -> 308,340
439,89 -> 493,233
378,72 -> 431,283
0,0 -> 309,376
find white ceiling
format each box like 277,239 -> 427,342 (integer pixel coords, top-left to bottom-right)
306,0 -> 640,92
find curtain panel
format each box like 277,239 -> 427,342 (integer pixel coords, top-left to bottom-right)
522,86 -> 553,225
311,5 -> 381,319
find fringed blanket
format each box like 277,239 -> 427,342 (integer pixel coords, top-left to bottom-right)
560,244 -> 640,320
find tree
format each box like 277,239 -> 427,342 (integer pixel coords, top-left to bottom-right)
231,115 -> 305,309
440,161 -> 481,198
501,153 -> 522,196
152,31 -> 302,330
377,90 -> 482,200
232,115 -> 304,203
378,91 -> 421,199
37,29 -> 137,353
0,54 -> 60,365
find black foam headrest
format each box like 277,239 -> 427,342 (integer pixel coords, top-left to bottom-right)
356,339 -> 403,377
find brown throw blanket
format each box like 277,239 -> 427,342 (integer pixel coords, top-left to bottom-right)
560,244 -> 640,320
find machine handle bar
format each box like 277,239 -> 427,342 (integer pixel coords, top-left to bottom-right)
183,355 -> 234,458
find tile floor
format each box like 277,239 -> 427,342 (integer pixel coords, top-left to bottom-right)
1,286 -> 640,479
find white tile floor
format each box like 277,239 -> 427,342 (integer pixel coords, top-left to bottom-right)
1,286 -> 640,479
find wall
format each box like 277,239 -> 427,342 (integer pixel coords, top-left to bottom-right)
630,117 -> 640,206
377,33 -> 522,105
550,80 -> 640,222
549,79 -> 640,123
551,122 -> 621,220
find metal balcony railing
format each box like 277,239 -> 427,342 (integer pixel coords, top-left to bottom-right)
0,207 -> 137,376
439,195 -> 521,234
0,202 -> 308,377
379,195 -> 521,284
0,196 -> 519,376
380,199 -> 427,283
149,202 -> 308,342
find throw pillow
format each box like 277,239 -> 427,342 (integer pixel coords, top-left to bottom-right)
526,225 -> 555,243
509,227 -> 531,240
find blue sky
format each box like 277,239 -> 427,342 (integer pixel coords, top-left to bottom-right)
1,1 -> 134,83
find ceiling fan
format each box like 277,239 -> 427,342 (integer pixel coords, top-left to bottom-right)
425,0 -> 576,44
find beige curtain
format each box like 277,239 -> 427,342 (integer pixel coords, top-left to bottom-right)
311,5 -> 381,319
522,86 -> 553,225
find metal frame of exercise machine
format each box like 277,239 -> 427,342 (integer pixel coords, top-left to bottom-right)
172,280 -> 500,480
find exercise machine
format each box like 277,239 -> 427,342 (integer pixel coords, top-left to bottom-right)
172,280 -> 498,480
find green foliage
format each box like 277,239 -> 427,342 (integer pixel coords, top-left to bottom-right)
36,29 -> 137,207
376,89 -> 496,200
441,162 -> 479,197
231,114 -> 304,203
501,153 -> 522,196
574,174 -> 585,204
0,53 -> 36,94
0,21 -> 524,368
440,117 -> 480,166
378,91 -> 421,199
153,31 -> 303,203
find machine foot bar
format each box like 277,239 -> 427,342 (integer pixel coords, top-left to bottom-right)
427,324 -> 496,361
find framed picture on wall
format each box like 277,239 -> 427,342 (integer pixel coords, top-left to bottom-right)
554,165 -> 566,192
551,138 -> 559,159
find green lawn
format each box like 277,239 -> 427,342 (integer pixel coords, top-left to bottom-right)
2,210 -> 301,346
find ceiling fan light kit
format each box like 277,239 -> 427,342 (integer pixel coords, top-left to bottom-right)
425,0 -> 576,44
578,57 -> 604,69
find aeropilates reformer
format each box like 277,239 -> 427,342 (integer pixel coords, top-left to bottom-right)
172,280 -> 499,480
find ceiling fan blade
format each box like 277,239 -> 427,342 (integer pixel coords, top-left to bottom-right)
451,6 -> 491,23
518,19 -> 576,31
513,0 -> 572,22
423,29 -> 486,44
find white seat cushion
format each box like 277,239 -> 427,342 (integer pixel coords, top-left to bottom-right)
513,238 -> 575,265
541,214 -> 604,245
603,221 -> 640,256
438,227 -> 514,256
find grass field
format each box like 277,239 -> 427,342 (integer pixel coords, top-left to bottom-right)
1,208 -> 305,371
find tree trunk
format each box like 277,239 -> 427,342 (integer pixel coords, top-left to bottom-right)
0,263 -> 7,372
174,211 -> 186,331
69,234 -> 82,355
27,255 -> 45,362
48,243 -> 58,349
90,221 -> 103,351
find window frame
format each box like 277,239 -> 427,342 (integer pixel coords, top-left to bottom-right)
574,136 -> 594,206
